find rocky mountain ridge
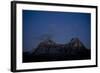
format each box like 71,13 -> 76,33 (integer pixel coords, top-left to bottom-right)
23,38 -> 91,62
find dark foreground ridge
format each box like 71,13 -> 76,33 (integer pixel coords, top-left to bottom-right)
23,38 -> 91,62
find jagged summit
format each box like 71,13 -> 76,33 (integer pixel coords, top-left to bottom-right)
37,38 -> 56,49
68,38 -> 86,49
39,39 -> 56,46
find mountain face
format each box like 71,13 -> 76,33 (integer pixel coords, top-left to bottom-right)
23,38 -> 91,62
64,38 -> 90,59
33,39 -> 65,55
68,38 -> 85,49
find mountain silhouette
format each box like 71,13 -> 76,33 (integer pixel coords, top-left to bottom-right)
67,38 -> 85,48
23,38 -> 91,62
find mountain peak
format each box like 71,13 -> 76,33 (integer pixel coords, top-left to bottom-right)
37,39 -> 56,48
69,38 -> 85,49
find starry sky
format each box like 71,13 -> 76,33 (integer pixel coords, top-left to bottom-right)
23,10 -> 91,52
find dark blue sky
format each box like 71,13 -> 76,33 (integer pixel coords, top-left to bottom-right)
23,10 -> 91,52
